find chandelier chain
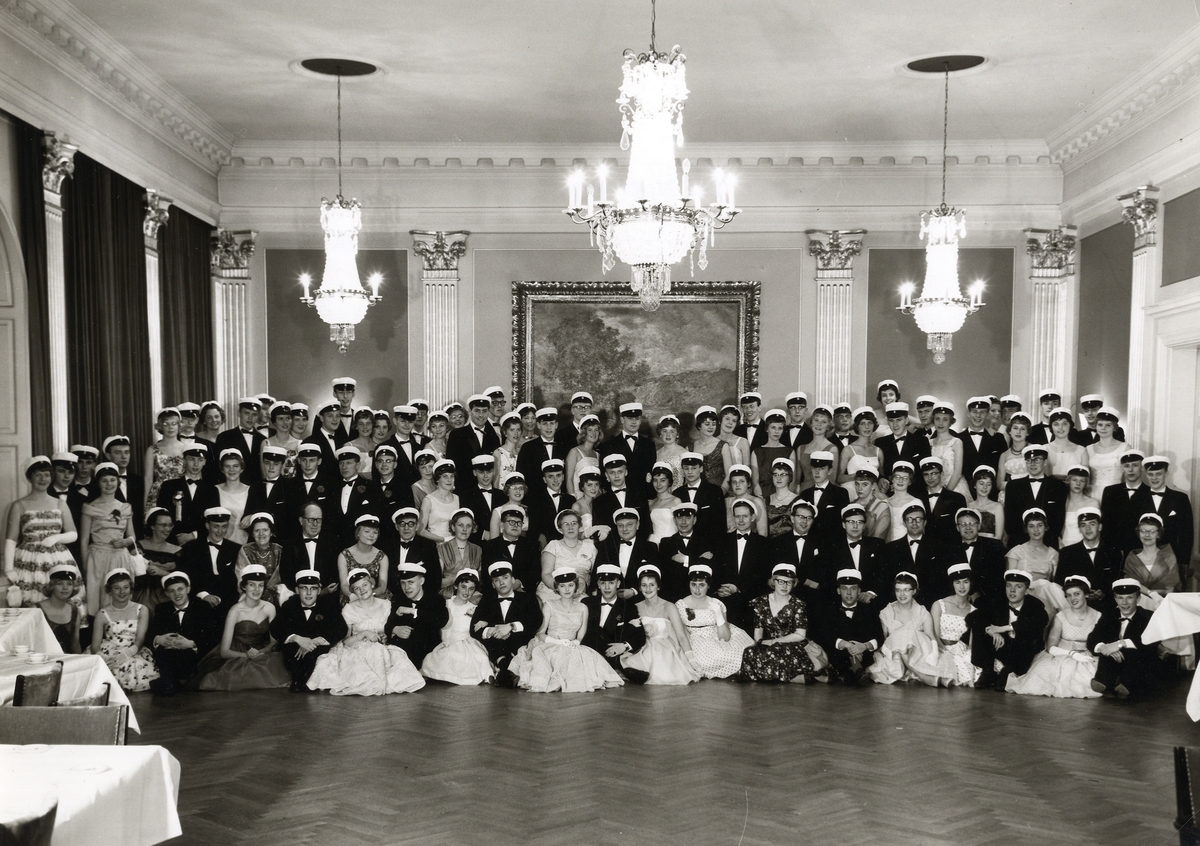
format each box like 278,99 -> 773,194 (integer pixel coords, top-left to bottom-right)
650,0 -> 656,52
336,69 -> 343,197
940,64 -> 948,208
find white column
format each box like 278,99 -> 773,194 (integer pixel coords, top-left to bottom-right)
41,132 -> 77,453
210,230 -> 256,415
143,191 -> 171,413
1119,186 -> 1160,450
806,230 -> 864,405
411,230 -> 469,409
1023,226 -> 1078,409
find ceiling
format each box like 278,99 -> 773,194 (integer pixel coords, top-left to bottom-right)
63,0 -> 1200,151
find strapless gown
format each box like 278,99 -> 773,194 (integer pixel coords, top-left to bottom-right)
621,615 -> 699,685
421,598 -> 494,685
308,598 -> 426,695
1006,610 -> 1102,699
508,600 -> 623,692
196,618 -> 290,690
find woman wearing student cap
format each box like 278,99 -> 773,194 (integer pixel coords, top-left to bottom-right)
196,564 -> 290,691
1060,465 -> 1100,547
932,563 -> 980,687
1085,407 -> 1130,493
5,455 -> 79,608
421,569 -> 494,685
1005,508 -> 1067,613
751,409 -> 793,497
1046,408 -> 1088,482
620,564 -> 700,685
565,414 -> 602,497
1006,575 -> 1102,699
765,458 -> 800,539
538,510 -> 597,603
144,407 -> 186,512
736,564 -> 820,683
92,568 -> 159,691
867,572 -> 941,687
80,461 -> 137,616
338,514 -> 391,604
1124,513 -> 1180,598
656,415 -> 687,494
39,563 -> 83,653
237,513 -> 284,605
675,564 -> 754,678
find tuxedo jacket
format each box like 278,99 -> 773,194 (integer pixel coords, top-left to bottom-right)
970,593 -> 1049,675
875,431 -> 931,479
334,410 -> 357,447
516,439 -> 571,496
386,590 -> 449,666
713,531 -> 773,599
672,481 -> 727,546
470,591 -> 543,659
1100,482 -> 1150,556
178,537 -> 240,611
956,429 -> 1007,482
882,535 -> 946,606
556,419 -> 583,450
594,534 -> 661,594
825,535 -> 887,601
798,483 -> 851,545
657,532 -> 718,601
279,534 -> 341,590
1056,540 -> 1125,601
945,537 -> 1008,604
1086,606 -> 1156,660
783,423 -> 814,451
146,599 -> 222,656
370,475 -> 416,545
815,601 -> 883,654
379,435 -> 425,488
733,421 -> 770,451
481,535 -> 542,596
322,476 -> 385,546
919,488 -> 969,547
527,488 -> 576,544
156,476 -> 219,542
1130,486 -> 1194,565
215,427 -> 267,484
459,485 -> 508,545
446,424 -> 501,490
771,532 -> 828,609
302,429 -> 342,479
385,536 -> 441,595
581,594 -> 646,656
598,433 -> 657,499
270,594 -> 348,649
1002,476 -> 1069,547
592,489 -> 651,538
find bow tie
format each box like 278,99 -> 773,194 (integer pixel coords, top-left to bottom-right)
209,543 -> 222,550
621,540 -> 634,546
118,474 -> 127,479
340,413 -> 352,418
737,533 -> 749,540
963,542 -> 975,548
909,538 -> 920,546
399,541 -> 412,549
602,601 -> 615,607
302,605 -> 317,612
241,428 -> 255,434
847,541 -> 859,549
612,488 -> 626,494
969,430 -> 984,435
303,537 -> 318,544
841,605 -> 856,613
186,478 -> 198,485
498,595 -> 514,601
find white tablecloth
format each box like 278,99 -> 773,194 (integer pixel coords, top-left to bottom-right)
0,743 -> 181,846
1141,592 -> 1200,720
0,608 -> 64,656
0,654 -> 140,733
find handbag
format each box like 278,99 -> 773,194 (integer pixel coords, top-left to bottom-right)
803,638 -> 829,673
127,551 -> 149,578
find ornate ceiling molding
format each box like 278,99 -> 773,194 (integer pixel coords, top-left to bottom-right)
2,0 -> 234,172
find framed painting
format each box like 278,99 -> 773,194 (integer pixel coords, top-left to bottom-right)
512,281 -> 760,431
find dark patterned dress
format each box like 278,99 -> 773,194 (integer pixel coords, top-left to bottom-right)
737,595 -> 815,681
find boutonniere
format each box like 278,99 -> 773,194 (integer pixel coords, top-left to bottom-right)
355,484 -> 366,495
614,614 -> 623,624
316,485 -> 325,495
315,613 -> 323,622
383,488 -> 392,498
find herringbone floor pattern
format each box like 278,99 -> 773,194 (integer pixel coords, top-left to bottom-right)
131,678 -> 1196,846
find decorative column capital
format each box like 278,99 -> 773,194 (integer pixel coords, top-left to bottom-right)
806,229 -> 865,272
143,190 -> 172,241
1118,185 -> 1160,249
411,230 -> 469,273
1024,225 -> 1077,276
210,229 -> 257,278
42,131 -> 78,195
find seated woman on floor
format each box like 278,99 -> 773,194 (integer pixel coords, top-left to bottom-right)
421,569 -> 494,685
675,564 -> 754,679
737,564 -> 823,684
931,563 -> 979,687
196,564 -> 290,690
91,567 -> 159,692
620,565 -> 700,685
1007,575 -> 1101,698
868,571 -> 942,686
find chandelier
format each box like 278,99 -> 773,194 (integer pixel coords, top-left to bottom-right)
299,67 -> 381,353
564,0 -> 738,311
898,62 -> 983,364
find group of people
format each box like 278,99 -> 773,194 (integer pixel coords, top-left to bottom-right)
1,377 -> 1190,700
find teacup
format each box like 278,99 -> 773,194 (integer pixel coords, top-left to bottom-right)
12,645 -> 30,657
26,652 -> 46,664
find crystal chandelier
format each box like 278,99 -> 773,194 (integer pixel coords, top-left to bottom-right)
564,0 -> 738,311
299,69 -> 380,353
898,64 -> 983,364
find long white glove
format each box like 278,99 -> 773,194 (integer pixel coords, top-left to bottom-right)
39,531 -> 77,548
1048,646 -> 1070,657
3,539 -> 16,585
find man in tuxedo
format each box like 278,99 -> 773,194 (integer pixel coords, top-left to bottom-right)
798,451 -> 850,544
782,392 -> 813,450
1100,450 -> 1148,554
482,505 -> 542,596
250,445 -> 294,542
447,394 -> 501,490
280,503 -> 340,593
594,508 -> 658,598
383,405 -> 424,487
673,452 -> 726,546
98,435 -> 146,537
147,572 -> 221,695
1002,446 -> 1068,547
1056,507 -> 1124,610
1027,388 -> 1062,445
1133,455 -> 1195,577
270,569 -> 348,691
471,562 -> 543,687
385,506 -> 440,593
156,443 -> 217,545
828,403 -> 855,451
949,507 -> 1008,605
772,500 -> 827,613
557,391 -> 594,449
483,386 -> 508,444
409,399 -> 431,438
592,454 -> 650,536
816,568 -> 883,685
282,443 -> 331,524
582,563 -> 648,682
875,402 -> 930,481
657,503 -> 716,601
331,377 -> 357,446
46,453 -> 80,562
714,498 -> 772,631
179,506 -> 240,614
970,570 -> 1049,690
598,402 -> 657,500
255,394 -> 275,437
1088,578 -> 1161,699
882,503 -> 944,606
913,396 -> 937,438
517,408 -> 569,497
371,446 -> 414,549
917,456 -> 968,547
826,504 -> 887,605
458,455 -> 506,545
957,397 -> 1007,482
998,395 -> 1022,430
324,446 -> 383,546
528,459 -> 575,544
734,391 -> 769,451
386,562 -> 449,669
213,398 -> 266,485
303,402 -> 344,478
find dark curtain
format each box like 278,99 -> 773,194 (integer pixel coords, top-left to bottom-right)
13,115 -> 52,456
61,153 -> 152,468
159,206 -> 214,404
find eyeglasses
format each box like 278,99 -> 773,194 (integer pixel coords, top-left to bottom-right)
302,517 -> 323,523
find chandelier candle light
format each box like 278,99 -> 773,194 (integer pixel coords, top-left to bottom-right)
898,61 -> 984,364
564,0 -> 739,311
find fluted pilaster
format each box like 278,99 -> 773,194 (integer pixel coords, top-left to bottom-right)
412,230 -> 469,409
807,230 -> 864,405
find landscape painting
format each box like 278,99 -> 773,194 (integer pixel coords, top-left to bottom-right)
512,281 -> 760,433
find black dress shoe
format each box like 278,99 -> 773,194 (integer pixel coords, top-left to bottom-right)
974,672 -> 996,690
622,667 -> 650,685
495,668 -> 519,689
149,678 -> 176,697
993,671 -> 1010,692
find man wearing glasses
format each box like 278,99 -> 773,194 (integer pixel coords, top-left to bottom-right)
281,503 -> 339,596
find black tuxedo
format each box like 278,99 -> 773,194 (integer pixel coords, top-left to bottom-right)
969,594 -> 1049,678
215,427 -> 267,483
323,476 -> 384,546
827,536 -> 888,602
734,420 -> 770,451
178,537 -> 240,613
592,489 -> 651,538
1056,540 -> 1125,608
527,489 -> 576,544
1087,606 -> 1160,695
815,600 -> 884,682
470,591 -> 542,667
302,429 -> 342,479
783,423 -> 814,451
714,531 -> 773,631
270,594 -> 348,684
1131,486 -> 1194,569
798,483 -> 851,546
334,410 -> 357,447
446,424 -> 500,490
385,536 -> 441,596
1002,476 -> 1068,547
280,534 -> 341,590
595,535 -> 661,595
598,433 -> 657,499
459,485 -> 507,545
581,594 -> 647,678
481,536 -> 543,597
247,477 -> 293,541
386,589 -> 449,668
875,431 -> 931,480
771,532 -> 827,612
378,434 -> 427,488
956,428 -> 1007,482
156,476 -> 219,543
1100,482 -> 1150,555
146,599 -> 222,690
919,487 -> 969,547
946,537 -> 1008,604
672,481 -> 727,546
516,439 -> 570,496
882,534 -> 945,607
657,532 -> 717,601
371,474 -> 415,547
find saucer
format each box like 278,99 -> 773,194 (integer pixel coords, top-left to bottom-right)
24,658 -> 48,665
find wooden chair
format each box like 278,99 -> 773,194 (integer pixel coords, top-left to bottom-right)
12,661 -> 63,707
0,705 -> 128,746
1175,746 -> 1200,846
58,682 -> 110,707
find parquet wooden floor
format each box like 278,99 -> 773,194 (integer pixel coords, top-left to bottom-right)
131,677 -> 1200,846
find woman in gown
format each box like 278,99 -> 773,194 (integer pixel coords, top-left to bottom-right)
565,414 -> 601,497
198,401 -> 226,442
675,564 -> 754,678
1005,509 -> 1066,612
725,467 -> 768,536
538,511 -> 597,603
437,509 -> 483,598
1060,466 -> 1100,547
572,469 -> 608,540
885,462 -> 921,542
751,410 -> 793,497
411,450 -> 439,509
836,408 -> 884,492
488,472 -> 530,540
419,459 -> 460,543
849,460 -> 891,541
491,414 -> 523,483
1046,408 -> 1088,481
966,467 -> 1005,541
197,565 -> 290,690
1007,575 -> 1102,698
263,403 -> 300,478
656,416 -> 687,493
516,403 -> 539,445
347,409 -> 377,478
425,411 -> 450,458
135,507 -> 180,613
338,515 -> 391,603
647,464 -> 684,546
80,462 -> 136,617
929,402 -> 969,496
691,407 -> 732,490
143,407 -> 184,513
795,405 -> 840,492
509,568 -> 623,692
421,569 -> 494,684
1000,412 -> 1033,493
307,568 -> 426,695
1085,407 -> 1129,495
766,458 -> 800,539
1124,513 -> 1181,597
289,404 -> 309,442
717,406 -> 752,486
38,563 -> 82,653
868,572 -> 942,686
737,564 -> 820,683
91,568 -> 158,691
215,449 -> 252,545
4,455 -> 78,608
236,513 -> 283,605
932,563 -> 979,687
620,566 -> 700,685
